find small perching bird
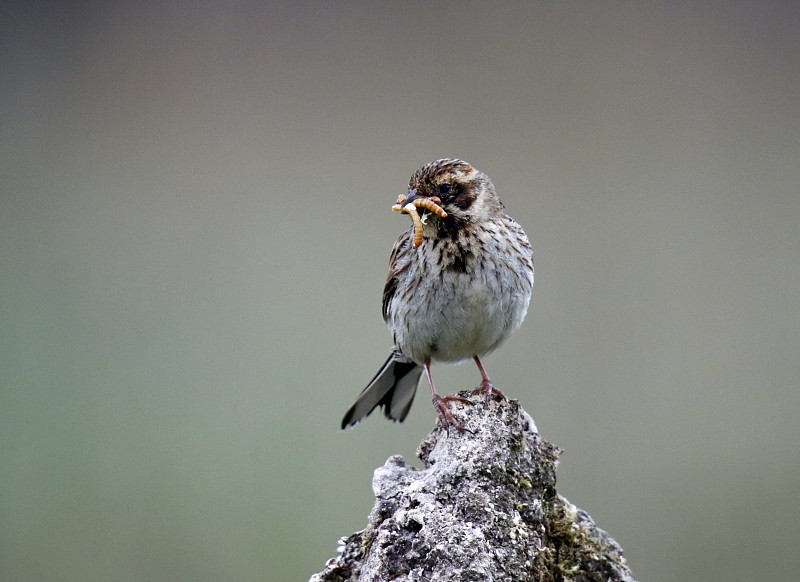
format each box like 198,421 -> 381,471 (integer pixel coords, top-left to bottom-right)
342,159 -> 533,431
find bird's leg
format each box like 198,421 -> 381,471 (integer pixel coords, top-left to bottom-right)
471,355 -> 507,404
424,361 -> 472,433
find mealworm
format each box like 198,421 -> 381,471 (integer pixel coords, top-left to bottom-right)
404,203 -> 425,248
393,194 -> 448,217
391,194 -> 448,249
403,195 -> 447,218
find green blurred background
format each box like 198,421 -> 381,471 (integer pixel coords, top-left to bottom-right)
2,2 -> 798,580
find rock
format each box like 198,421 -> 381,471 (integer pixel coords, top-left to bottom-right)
311,391 -> 636,582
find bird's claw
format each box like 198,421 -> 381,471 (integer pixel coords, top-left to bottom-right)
432,394 -> 474,434
471,380 -> 507,406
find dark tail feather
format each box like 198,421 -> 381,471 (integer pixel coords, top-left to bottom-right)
341,351 -> 422,428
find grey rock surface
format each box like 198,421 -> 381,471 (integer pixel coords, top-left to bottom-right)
311,392 -> 636,582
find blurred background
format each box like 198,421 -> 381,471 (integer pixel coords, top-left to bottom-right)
2,1 -> 798,580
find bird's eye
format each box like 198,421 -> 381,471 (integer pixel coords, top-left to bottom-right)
437,184 -> 452,195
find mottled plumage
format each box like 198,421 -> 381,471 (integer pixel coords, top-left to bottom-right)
342,159 -> 533,430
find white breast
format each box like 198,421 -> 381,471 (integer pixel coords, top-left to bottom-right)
387,218 -> 533,364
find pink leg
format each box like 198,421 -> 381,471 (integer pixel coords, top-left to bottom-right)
472,356 -> 507,404
424,361 -> 471,432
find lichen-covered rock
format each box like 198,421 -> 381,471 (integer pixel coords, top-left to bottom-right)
311,392 -> 636,582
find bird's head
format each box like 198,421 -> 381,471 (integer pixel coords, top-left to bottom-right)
407,158 -> 504,224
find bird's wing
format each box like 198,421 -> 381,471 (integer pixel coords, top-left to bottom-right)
382,228 -> 414,322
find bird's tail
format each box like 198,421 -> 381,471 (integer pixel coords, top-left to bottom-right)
341,350 -> 423,428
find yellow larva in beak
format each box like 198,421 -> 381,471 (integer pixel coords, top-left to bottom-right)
391,190 -> 448,248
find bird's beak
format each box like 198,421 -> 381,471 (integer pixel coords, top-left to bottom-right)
401,188 -> 421,209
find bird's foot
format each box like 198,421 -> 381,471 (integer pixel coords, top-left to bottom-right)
432,394 -> 473,434
471,379 -> 507,405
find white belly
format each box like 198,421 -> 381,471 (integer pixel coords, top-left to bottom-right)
387,227 -> 533,364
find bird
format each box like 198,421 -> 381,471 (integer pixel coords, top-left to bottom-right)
341,158 -> 533,430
